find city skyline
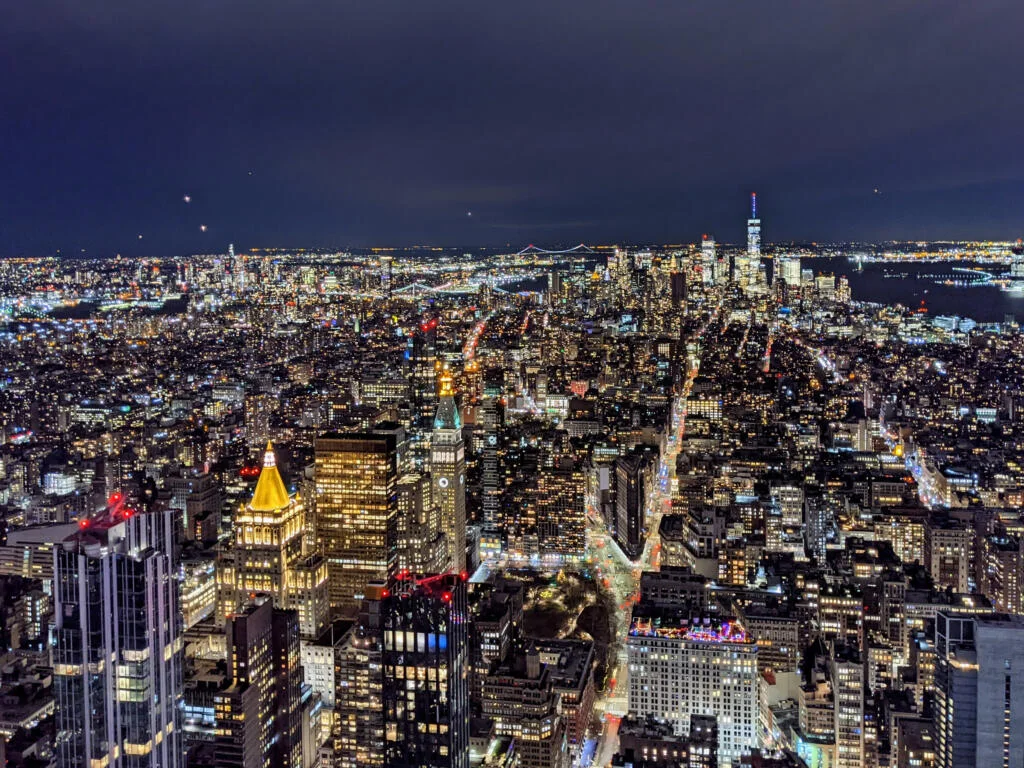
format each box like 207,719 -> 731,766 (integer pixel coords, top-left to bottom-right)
5,3 -> 1024,768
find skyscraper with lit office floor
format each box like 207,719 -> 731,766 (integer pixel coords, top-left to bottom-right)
315,432 -> 399,616
53,495 -> 183,768
381,573 -> 471,768
430,368 -> 466,572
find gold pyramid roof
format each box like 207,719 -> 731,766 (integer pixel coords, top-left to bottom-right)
250,441 -> 290,511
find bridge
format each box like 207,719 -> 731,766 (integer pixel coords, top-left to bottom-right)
515,243 -> 596,257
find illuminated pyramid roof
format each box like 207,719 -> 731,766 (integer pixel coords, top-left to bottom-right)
250,442 -> 290,511
433,367 -> 461,430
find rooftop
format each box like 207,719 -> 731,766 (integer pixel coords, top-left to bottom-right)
249,442 -> 290,512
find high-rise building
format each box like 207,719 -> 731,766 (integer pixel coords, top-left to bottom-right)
220,442 -> 329,638
746,194 -> 761,257
396,472 -> 447,576
381,573 -> 471,768
408,317 -> 440,469
700,236 -> 716,286
776,255 -> 802,289
315,432 -> 399,615
670,270 -> 686,307
830,642 -> 864,768
924,517 -> 973,594
217,599 -> 303,768
380,255 -> 394,298
934,612 -> 1024,768
334,587 -> 386,768
53,495 -> 183,768
479,369 -> 504,558
614,452 -> 646,560
230,243 -> 246,292
536,456 -> 586,562
626,609 -> 758,767
431,368 -> 466,572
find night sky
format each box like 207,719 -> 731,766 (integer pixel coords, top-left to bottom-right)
2,0 -> 1023,256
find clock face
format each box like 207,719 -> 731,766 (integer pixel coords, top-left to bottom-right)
487,435 -> 497,446
460,474 -> 465,485
438,477 -> 449,489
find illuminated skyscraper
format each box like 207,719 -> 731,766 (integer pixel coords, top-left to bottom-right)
700,235 -> 716,286
221,443 -> 329,638
380,255 -> 394,298
334,586 -> 387,768
315,432 -> 399,615
408,317 -> 440,469
746,193 -> 761,257
777,255 -> 802,287
53,495 -> 183,768
480,368 -> 504,558
396,472 -> 447,576
381,574 -> 471,768
230,243 -> 245,292
217,599 -> 302,768
830,642 -> 864,768
431,368 -> 466,572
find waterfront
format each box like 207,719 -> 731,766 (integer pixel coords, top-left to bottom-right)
806,255 -> 1024,323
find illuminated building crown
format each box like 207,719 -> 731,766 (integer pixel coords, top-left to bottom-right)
249,441 -> 290,511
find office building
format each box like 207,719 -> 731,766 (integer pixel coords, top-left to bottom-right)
481,647 -> 568,768
396,472 -> 447,577
315,432 -> 399,615
381,573 -> 471,768
217,599 -> 303,768
934,612 -> 1024,768
746,194 -> 760,257
53,495 -> 183,768
831,643 -> 864,768
430,368 -> 466,572
334,588 -> 386,768
615,453 -> 646,560
220,442 -> 328,638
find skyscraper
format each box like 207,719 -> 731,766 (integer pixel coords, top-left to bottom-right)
220,442 -> 329,638
218,599 -> 303,768
230,243 -> 245,292
381,573 -> 471,768
396,472 -> 447,576
934,612 -> 1024,768
746,193 -> 761,257
380,255 -> 394,298
831,642 -> 864,768
700,235 -> 716,286
479,368 -> 504,559
430,368 -> 466,572
334,587 -> 386,768
53,495 -> 183,768
315,432 -> 399,615
614,452 -> 646,561
408,317 -> 440,470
